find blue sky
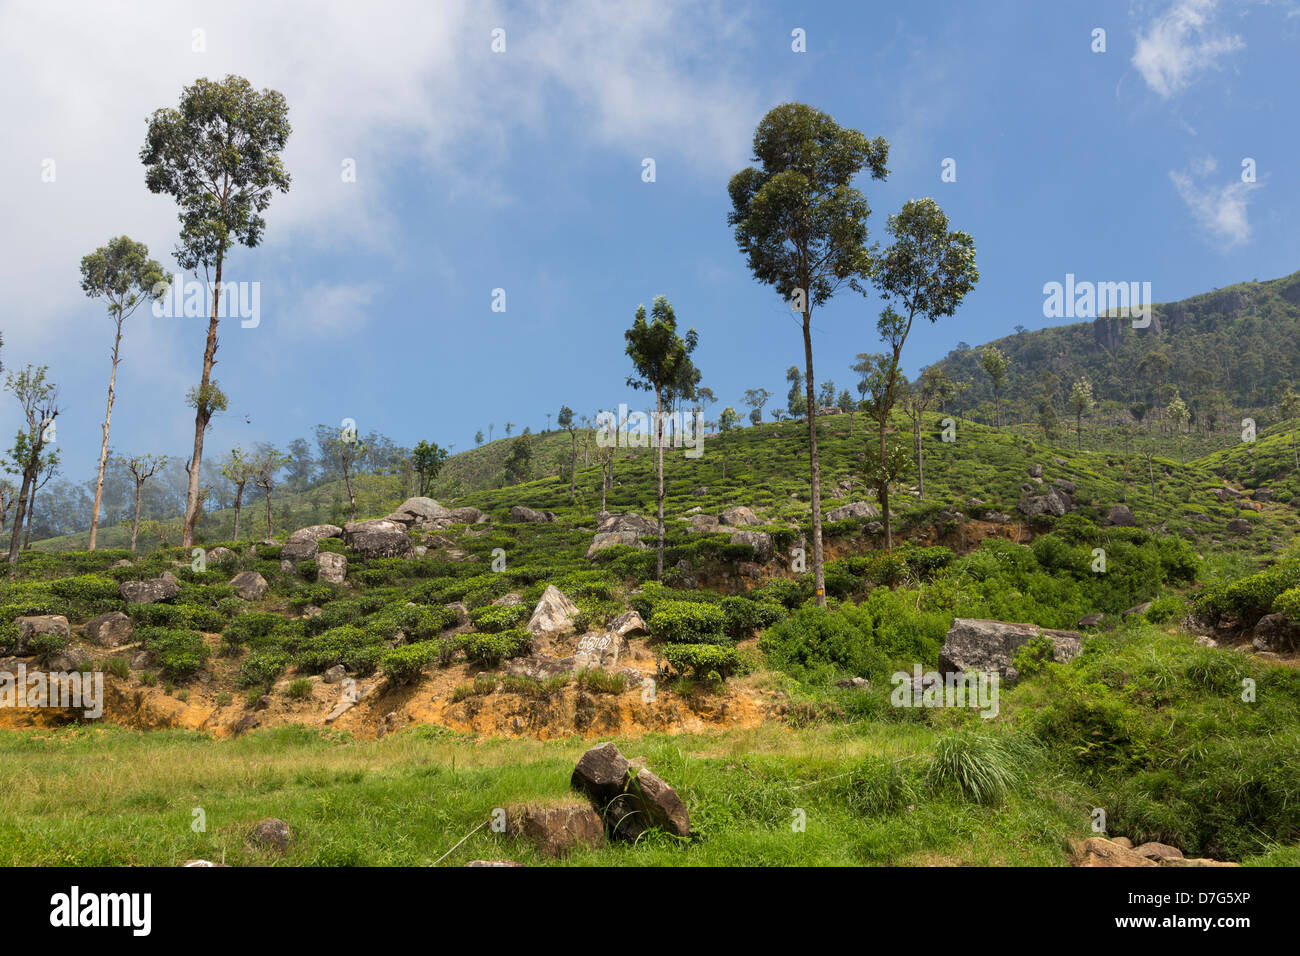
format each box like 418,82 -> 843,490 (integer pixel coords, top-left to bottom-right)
2,0 -> 1298,482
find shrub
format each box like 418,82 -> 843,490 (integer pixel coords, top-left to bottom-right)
661,643 -> 742,682
294,626 -> 383,675
463,628 -> 532,667
49,575 -> 122,616
104,656 -> 131,680
138,627 -> 209,681
574,668 -> 627,694
287,677 -> 314,699
648,601 -> 727,644
758,605 -> 887,682
237,651 -> 290,688
380,642 -> 441,684
1144,595 -> 1184,624
221,612 -> 286,651
29,631 -> 70,667
720,596 -> 785,641
925,731 -> 1033,805
469,603 -> 530,633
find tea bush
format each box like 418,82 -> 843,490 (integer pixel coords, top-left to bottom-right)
648,601 -> 728,644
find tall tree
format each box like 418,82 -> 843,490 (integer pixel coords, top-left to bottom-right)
250,447 -> 288,536
729,103 -> 888,607
79,236 -> 170,550
625,296 -> 698,581
718,406 -> 739,478
5,366 -> 60,569
863,197 -> 979,481
503,433 -> 532,485
411,440 -> 448,497
837,388 -> 856,435
860,435 -> 911,553
980,346 -> 1009,428
1165,389 -> 1190,463
1281,386 -> 1300,470
220,447 -> 256,540
142,74 -> 292,546
743,388 -> 771,428
123,453 -> 167,554
1067,376 -> 1095,451
558,406 -> 577,497
22,451 -> 60,550
785,366 -> 807,420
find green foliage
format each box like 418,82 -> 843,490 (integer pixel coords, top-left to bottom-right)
463,628 -> 532,667
720,596 -> 786,640
469,603 -> 530,633
661,642 -> 742,682
238,651 -> 289,688
1273,586 -> 1300,624
925,731 -> 1034,805
294,626 -> 382,676
380,642 -> 441,684
648,601 -> 728,644
29,631 -> 70,667
1191,559 -> 1300,627
138,627 -> 208,681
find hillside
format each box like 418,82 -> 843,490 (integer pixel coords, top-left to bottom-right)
933,269 -> 1300,429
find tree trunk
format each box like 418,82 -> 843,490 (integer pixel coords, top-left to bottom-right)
345,465 -> 356,521
569,432 -> 576,497
131,481 -> 143,554
182,255 -> 224,547
802,313 -> 825,606
23,480 -> 37,550
915,419 -> 925,499
232,485 -> 244,541
89,321 -> 124,550
881,483 -> 892,550
655,389 -> 665,581
264,488 -> 274,538
7,450 -> 39,569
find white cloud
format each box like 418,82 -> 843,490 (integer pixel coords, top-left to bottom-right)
1132,0 -> 1245,98
1169,157 -> 1259,250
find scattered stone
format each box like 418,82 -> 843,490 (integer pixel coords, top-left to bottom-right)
1122,601 -> 1153,619
130,652 -> 150,670
1072,837 -> 1158,868
1226,518 -> 1252,535
729,530 -> 774,562
686,514 -> 721,533
505,655 -> 575,681
255,695 -> 273,710
229,571 -> 269,601
526,585 -> 581,639
1077,613 -> 1105,629
509,505 -> 556,523
1213,487 -> 1242,502
466,860 -> 524,867
938,618 -> 1083,684
719,506 -> 761,526
835,677 -> 869,689
232,713 -> 261,735
13,615 -> 70,656
1105,504 -> 1136,527
316,551 -> 348,585
83,611 -> 133,648
597,513 -> 657,535
571,742 -> 631,806
322,665 -> 347,684
609,610 -> 648,638
1133,842 -> 1184,862
615,769 -> 691,840
1250,613 -> 1298,653
280,536 -> 319,562
1017,489 -> 1071,518
573,632 -> 626,669
1027,464 -> 1042,478
825,501 -> 880,522
205,546 -> 237,566
120,576 -> 181,604
46,646 -> 90,672
447,506 -> 488,524
507,804 -> 605,857
343,518 -> 414,559
247,818 -> 293,854
386,498 -> 449,529
586,531 -> 643,559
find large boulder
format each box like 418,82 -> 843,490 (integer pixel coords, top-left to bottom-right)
729,530 -> 774,562
507,804 -> 605,858
120,575 -> 180,604
1017,489 -> 1070,518
1251,613 -> 1299,653
343,519 -> 413,559
597,513 -> 656,536
280,537 -> 319,562
83,611 -> 133,648
571,742 -> 631,806
505,654 -> 575,681
205,546 -> 238,567
1226,518 -> 1252,535
586,531 -> 643,559
572,631 -> 627,669
316,552 -> 348,585
825,501 -> 880,522
1072,837 -> 1158,868
229,571 -> 269,601
609,610 -> 648,638
719,506 -> 760,527
616,769 -> 691,840
1104,504 -> 1136,527
13,615 -> 70,656
938,618 -> 1083,683
386,498 -> 449,529
527,585 -> 581,638
685,514 -> 721,533
509,505 -> 556,523
289,523 -> 344,542
446,506 -> 487,524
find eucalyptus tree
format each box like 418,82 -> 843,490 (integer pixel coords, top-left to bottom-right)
625,296 -> 698,580
980,346 -> 1009,428
79,236 -> 170,549
142,75 -> 291,545
220,447 -> 255,540
5,366 -> 60,568
123,453 -> 167,554
1067,376 -> 1095,451
729,103 -> 888,606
